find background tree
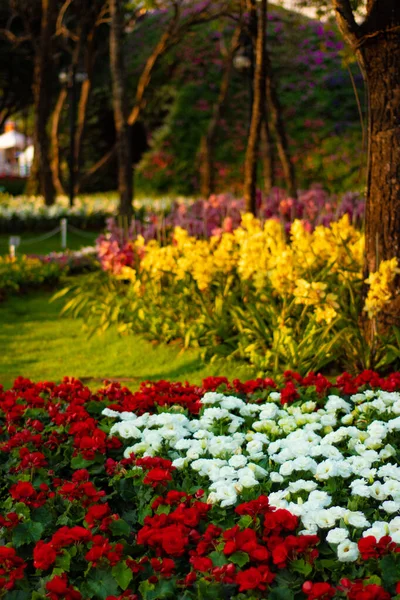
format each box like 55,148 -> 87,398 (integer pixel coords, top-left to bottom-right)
1,0 -> 59,205
51,0 -> 108,196
198,23 -> 241,198
244,0 -> 266,213
110,0 -> 133,216
79,0 -> 233,190
0,2 -> 33,129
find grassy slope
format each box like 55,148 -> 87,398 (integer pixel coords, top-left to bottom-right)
0,288 -> 257,390
0,230 -> 99,256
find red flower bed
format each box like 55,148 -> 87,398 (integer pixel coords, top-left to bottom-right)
0,373 -> 399,599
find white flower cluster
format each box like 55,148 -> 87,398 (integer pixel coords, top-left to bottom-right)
0,194 -> 179,223
103,388 -> 400,563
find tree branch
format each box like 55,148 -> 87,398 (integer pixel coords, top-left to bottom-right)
331,0 -> 360,48
0,28 -> 30,45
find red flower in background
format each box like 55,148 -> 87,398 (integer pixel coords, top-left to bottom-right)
302,581 -> 336,599
45,574 -> 82,600
0,546 -> 26,591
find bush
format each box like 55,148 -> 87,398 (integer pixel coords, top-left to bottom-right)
0,176 -> 26,196
0,255 -> 64,300
1,372 -> 400,599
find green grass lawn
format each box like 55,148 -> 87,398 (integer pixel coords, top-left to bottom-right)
0,230 -> 100,256
0,287 -> 257,390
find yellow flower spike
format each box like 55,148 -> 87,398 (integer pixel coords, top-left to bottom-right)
364,258 -> 400,318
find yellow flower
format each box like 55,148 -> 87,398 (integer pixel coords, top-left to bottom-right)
364,258 -> 400,318
315,305 -> 338,324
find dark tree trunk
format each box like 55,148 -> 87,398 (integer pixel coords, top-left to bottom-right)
27,0 -> 56,205
260,119 -> 274,194
363,38 -> 400,285
332,0 -> 400,322
199,26 -> 241,197
110,0 -> 133,217
51,88 -> 67,196
244,0 -> 267,214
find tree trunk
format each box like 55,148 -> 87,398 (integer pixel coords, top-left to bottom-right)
260,119 -> 274,194
266,70 -> 297,198
363,36 -> 400,319
332,0 -> 400,323
28,0 -> 56,205
51,88 -> 67,196
244,0 -> 267,214
74,77 -> 91,192
110,0 -> 133,217
199,26 -> 241,197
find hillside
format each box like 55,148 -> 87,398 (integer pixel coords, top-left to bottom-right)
84,5 -> 364,196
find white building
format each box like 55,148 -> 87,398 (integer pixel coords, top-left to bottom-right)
0,122 -> 33,177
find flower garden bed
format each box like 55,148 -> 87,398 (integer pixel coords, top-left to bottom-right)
0,250 -> 98,301
1,371 -> 400,599
62,213 -> 400,375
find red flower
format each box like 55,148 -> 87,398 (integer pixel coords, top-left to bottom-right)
280,381 -> 299,404
46,574 -> 82,600
235,566 -> 274,592
190,556 -> 213,571
10,481 -> 36,502
302,581 -> 336,599
0,547 -> 26,591
33,541 -> 57,570
143,468 -> 173,487
85,503 -> 111,527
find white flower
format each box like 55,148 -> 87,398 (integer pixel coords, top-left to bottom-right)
102,408 -> 120,418
382,501 -> 400,514
214,485 -> 238,507
246,440 -> 264,458
228,455 -> 247,469
315,460 -> 338,481
369,482 -> 388,501
111,422 -> 141,439
119,411 -> 138,421
259,405 -> 279,420
363,522 -> 390,539
344,511 -> 370,529
123,446 -> 136,459
201,392 -> 224,405
325,396 -> 351,414
326,528 -> 349,544
314,509 -> 337,529
269,392 -> 281,401
270,472 -> 284,483
288,480 -> 318,493
337,540 -> 359,562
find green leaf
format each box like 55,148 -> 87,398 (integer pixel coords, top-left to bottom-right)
139,579 -> 175,600
109,519 -> 131,538
237,515 -> 254,529
84,569 -> 120,600
380,554 -> 400,588
112,562 -> 133,591
71,456 -> 94,469
31,507 -> 54,528
268,588 -> 295,600
12,521 -> 44,547
56,550 -> 71,572
229,551 -> 249,567
291,558 -> 312,576
208,551 -> 229,567
5,592 -> 31,600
